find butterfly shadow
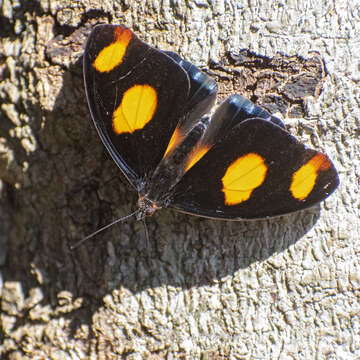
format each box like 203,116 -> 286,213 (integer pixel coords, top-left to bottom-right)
91,205 -> 321,293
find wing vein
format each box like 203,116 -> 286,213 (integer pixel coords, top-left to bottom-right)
120,103 -> 133,133
135,85 -> 144,130
225,163 -> 264,189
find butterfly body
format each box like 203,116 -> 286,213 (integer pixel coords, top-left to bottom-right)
83,24 -> 339,222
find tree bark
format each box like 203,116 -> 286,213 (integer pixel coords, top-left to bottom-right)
1,0 -> 358,358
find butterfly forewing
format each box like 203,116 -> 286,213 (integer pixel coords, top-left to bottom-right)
83,25 -> 190,187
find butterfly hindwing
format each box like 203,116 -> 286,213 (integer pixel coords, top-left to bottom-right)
222,94 -> 286,129
83,25 -> 191,187
171,116 -> 338,219
163,51 -> 218,115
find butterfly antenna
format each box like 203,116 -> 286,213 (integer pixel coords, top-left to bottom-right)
70,209 -> 140,250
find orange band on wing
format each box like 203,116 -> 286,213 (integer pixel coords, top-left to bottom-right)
290,153 -> 331,201
185,146 -> 210,172
93,27 -> 132,73
113,84 -> 157,134
164,128 -> 183,157
222,153 -> 267,205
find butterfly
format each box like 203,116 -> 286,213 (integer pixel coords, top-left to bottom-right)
82,24 -> 338,226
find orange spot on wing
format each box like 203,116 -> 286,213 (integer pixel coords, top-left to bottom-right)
222,153 -> 267,205
113,85 -> 157,134
93,28 -> 132,72
290,153 -> 331,200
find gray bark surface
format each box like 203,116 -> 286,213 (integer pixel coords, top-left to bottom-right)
0,0 -> 358,359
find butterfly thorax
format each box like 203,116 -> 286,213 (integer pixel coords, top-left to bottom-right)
136,196 -> 160,219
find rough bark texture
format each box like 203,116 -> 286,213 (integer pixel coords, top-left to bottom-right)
0,1 -> 359,359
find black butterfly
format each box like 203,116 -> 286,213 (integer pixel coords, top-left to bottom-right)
83,24 -> 338,226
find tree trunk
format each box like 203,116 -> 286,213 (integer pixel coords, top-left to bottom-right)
1,1 -> 358,358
